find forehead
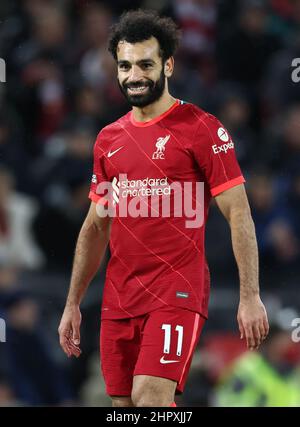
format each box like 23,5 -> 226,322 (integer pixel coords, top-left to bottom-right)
116,36 -> 161,62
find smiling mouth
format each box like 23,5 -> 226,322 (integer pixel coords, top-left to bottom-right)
127,85 -> 149,95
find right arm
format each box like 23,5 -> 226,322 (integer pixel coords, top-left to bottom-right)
58,201 -> 111,357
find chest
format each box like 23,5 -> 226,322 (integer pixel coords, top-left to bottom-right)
103,127 -> 196,181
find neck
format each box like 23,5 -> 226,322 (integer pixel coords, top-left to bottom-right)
131,90 -> 177,123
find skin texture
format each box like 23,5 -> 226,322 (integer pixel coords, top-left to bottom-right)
111,396 -> 134,407
58,36 -> 269,407
215,185 -> 269,350
117,37 -> 175,121
111,376 -> 177,407
58,202 -> 111,358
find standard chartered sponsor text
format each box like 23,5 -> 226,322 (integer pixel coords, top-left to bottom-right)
95,174 -> 204,228
121,177 -> 171,197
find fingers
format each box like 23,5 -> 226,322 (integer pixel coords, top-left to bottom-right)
70,321 -> 81,357
238,317 -> 245,340
69,340 -> 82,358
238,300 -> 270,350
263,316 -> 270,339
244,325 -> 255,350
59,329 -> 72,357
243,318 -> 270,350
244,322 -> 265,350
257,314 -> 269,342
259,322 -> 266,342
253,323 -> 262,349
72,321 -> 81,347
59,326 -> 81,358
66,328 -> 81,358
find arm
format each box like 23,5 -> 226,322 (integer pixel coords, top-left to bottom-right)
58,201 -> 111,357
215,184 -> 269,350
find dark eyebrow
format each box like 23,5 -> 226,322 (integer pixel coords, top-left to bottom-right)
117,60 -> 130,66
117,59 -> 156,66
138,59 -> 155,65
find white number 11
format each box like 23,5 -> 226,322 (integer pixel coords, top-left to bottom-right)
161,324 -> 184,356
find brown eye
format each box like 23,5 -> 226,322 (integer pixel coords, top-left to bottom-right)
119,64 -> 130,71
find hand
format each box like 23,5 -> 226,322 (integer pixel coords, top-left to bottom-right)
237,295 -> 269,350
58,305 -> 82,358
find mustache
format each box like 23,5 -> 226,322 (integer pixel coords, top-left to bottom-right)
123,80 -> 153,89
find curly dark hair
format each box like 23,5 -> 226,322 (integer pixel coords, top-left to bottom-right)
108,9 -> 181,63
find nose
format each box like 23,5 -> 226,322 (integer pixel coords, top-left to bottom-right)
127,65 -> 143,83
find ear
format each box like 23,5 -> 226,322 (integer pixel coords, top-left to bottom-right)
164,57 -> 174,78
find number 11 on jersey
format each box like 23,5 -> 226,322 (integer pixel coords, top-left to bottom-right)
162,324 -> 184,356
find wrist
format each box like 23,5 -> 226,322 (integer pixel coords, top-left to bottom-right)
239,291 -> 260,304
66,299 -> 81,308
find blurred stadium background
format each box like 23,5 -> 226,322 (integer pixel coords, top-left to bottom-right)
0,0 -> 300,407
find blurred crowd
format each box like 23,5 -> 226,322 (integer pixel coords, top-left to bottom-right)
0,0 -> 300,406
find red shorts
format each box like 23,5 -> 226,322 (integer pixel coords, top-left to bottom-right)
100,306 -> 206,396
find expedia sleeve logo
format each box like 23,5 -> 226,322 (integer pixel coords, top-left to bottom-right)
217,127 -> 229,142
212,141 -> 234,154
212,127 -> 234,154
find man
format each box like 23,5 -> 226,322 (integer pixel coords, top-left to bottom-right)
58,10 -> 269,407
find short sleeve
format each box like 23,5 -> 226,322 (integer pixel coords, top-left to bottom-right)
88,132 -> 108,205
191,113 -> 245,197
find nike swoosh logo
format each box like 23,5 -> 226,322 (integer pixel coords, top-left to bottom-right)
107,146 -> 124,158
160,356 -> 180,364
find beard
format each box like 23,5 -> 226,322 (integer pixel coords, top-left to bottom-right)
118,68 -> 166,107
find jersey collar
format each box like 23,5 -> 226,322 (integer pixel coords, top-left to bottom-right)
130,99 -> 180,127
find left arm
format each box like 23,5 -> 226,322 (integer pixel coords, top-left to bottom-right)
215,184 -> 269,350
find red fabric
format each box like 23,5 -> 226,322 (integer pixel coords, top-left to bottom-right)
130,99 -> 180,127
211,176 -> 245,197
88,191 -> 107,205
100,306 -> 206,396
89,101 -> 244,320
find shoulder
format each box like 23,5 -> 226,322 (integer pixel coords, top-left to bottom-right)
95,111 -> 131,143
188,104 -> 223,135
179,103 -> 226,149
177,102 -> 222,134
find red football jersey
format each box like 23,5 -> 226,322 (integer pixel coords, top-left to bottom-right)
89,100 -> 245,320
